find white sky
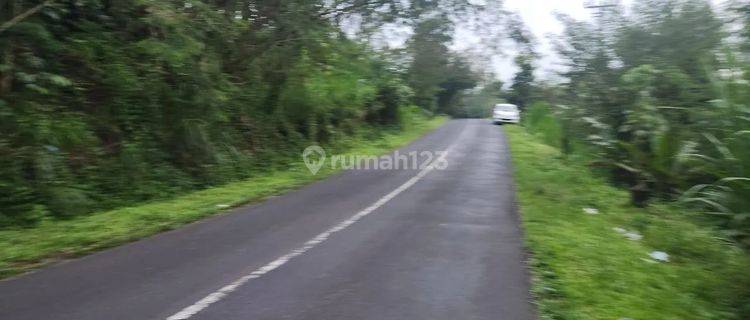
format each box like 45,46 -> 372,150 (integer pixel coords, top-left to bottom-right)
361,0 -> 729,84
493,0 -> 728,83
497,0 -> 594,83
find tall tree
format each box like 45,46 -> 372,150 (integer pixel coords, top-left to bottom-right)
505,12 -> 536,109
506,55 -> 534,108
436,56 -> 478,115
407,15 -> 453,111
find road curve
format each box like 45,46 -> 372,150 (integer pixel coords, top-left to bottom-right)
0,119 -> 535,320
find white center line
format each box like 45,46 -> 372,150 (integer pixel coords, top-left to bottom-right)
166,143 -> 458,320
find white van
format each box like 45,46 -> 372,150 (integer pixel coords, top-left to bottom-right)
492,104 -> 520,124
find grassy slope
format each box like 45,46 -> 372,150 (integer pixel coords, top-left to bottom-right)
0,115 -> 447,279
504,125 -> 750,320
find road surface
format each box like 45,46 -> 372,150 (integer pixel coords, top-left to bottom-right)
0,119 -> 534,320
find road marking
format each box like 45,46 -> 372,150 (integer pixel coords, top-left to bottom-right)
166,143 -> 457,320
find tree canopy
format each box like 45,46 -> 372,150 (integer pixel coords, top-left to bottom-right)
0,0 -> 516,226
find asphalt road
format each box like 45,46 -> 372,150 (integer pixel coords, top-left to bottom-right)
0,119 -> 535,320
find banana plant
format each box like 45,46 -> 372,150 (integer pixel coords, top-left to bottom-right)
680,131 -> 750,245
584,65 -> 691,206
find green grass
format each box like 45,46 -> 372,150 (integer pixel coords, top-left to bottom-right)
0,114 -> 447,279
504,125 -> 750,320
523,102 -> 564,149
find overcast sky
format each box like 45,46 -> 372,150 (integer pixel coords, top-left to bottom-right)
489,0 -> 728,84
497,0 -> 594,83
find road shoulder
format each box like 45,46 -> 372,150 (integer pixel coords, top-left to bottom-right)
505,125 -> 750,320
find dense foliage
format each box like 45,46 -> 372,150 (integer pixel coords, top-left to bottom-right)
525,0 -> 750,247
0,0 -> 491,227
507,125 -> 750,320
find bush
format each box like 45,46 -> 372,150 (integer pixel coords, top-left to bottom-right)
523,102 -> 563,149
0,0 -> 429,227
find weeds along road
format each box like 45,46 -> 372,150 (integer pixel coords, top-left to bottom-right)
0,119 -> 534,320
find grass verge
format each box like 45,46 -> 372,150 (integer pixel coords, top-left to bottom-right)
504,125 -> 750,320
0,113 -> 446,279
